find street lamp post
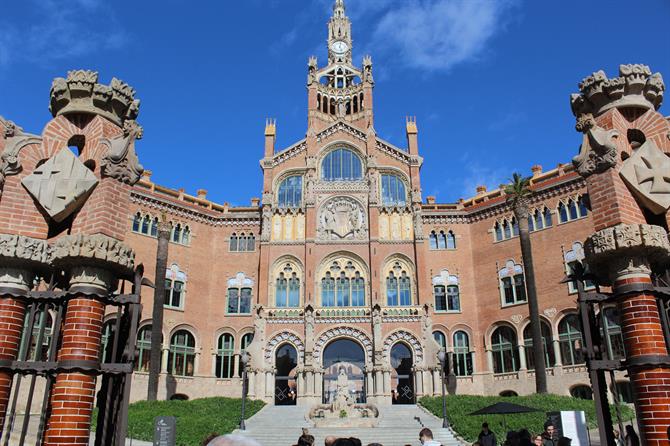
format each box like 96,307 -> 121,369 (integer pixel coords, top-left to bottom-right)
240,351 -> 250,430
437,350 -> 449,428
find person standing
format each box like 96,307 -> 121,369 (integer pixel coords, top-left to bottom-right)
541,423 -> 557,446
478,422 -> 497,446
419,428 -> 441,446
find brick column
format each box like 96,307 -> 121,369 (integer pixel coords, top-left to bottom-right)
42,266 -> 111,446
42,234 -> 134,446
0,290 -> 27,429
0,235 -> 49,429
585,224 -> 670,445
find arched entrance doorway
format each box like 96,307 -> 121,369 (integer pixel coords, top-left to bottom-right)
322,339 -> 366,404
391,343 -> 414,404
275,343 -> 298,405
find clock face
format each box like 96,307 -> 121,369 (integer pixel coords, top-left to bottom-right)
331,41 -> 349,55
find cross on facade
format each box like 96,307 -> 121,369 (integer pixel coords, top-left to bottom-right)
634,151 -> 670,194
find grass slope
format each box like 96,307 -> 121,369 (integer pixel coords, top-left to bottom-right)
419,394 -> 634,443
120,397 -> 265,446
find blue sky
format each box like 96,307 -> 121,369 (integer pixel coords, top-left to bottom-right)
1,0 -> 669,205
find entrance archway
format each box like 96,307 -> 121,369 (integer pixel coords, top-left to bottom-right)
391,343 -> 414,404
322,339 -> 366,404
275,343 -> 298,405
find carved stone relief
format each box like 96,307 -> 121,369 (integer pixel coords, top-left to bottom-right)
22,148 -> 99,222
101,119 -> 144,185
0,116 -> 42,191
49,234 -> 135,275
264,331 -> 305,365
619,139 -> 670,214
317,196 -> 367,240
572,114 -> 620,177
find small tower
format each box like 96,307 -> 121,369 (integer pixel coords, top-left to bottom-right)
307,0 -> 373,129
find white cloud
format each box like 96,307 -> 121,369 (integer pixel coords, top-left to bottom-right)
361,0 -> 517,72
457,155 -> 512,198
0,0 -> 127,68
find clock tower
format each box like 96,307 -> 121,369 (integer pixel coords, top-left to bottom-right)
328,0 -> 352,65
306,0 -> 374,128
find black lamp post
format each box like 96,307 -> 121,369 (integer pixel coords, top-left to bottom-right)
239,351 -> 250,430
437,350 -> 450,428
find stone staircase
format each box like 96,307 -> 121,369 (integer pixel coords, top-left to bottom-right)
235,404 -> 464,446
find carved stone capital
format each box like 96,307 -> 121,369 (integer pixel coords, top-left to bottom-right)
0,234 -> 50,293
49,234 -> 135,281
572,121 -> 619,178
584,224 -> 670,283
0,117 -> 43,192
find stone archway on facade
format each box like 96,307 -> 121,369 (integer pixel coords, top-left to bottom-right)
313,326 -> 373,367
383,330 -> 423,405
322,339 -> 367,404
264,331 -> 305,365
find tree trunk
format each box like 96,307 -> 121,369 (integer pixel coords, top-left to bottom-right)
515,202 -> 548,394
148,220 -> 171,400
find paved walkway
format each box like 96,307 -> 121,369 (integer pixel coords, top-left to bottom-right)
234,404 -> 465,446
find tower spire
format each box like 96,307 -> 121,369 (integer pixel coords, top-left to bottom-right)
328,0 -> 352,64
333,0 -> 345,17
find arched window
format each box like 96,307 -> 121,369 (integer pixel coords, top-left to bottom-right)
101,319 -> 117,363
503,220 -> 511,239
227,273 -> 253,314
278,176 -> 303,208
453,331 -> 473,376
135,325 -> 152,372
150,217 -> 158,237
168,330 -> 196,377
544,207 -> 553,227
384,260 -> 412,307
558,314 -> 584,365
165,264 -> 186,310
239,333 -> 254,375
511,217 -> 519,237
141,214 -> 150,235
429,231 -> 438,249
558,202 -> 568,223
432,331 -> 446,351
181,226 -> 190,245
491,326 -> 519,374
533,209 -> 544,231
320,258 -> 366,307
494,222 -> 503,242
246,234 -> 256,252
568,199 -> 578,220
523,321 -> 555,369
603,307 -> 625,360
380,174 -> 407,206
500,390 -> 518,397
446,231 -> 456,249
172,223 -> 182,243
132,213 -> 141,232
578,195 -> 589,217
229,233 -> 238,251
275,263 -> 301,308
564,242 -> 596,293
19,309 -> 53,362
437,231 -> 447,249
432,270 -> 460,312
216,333 -> 235,379
321,148 -> 363,181
570,385 -> 593,400
499,260 -> 526,306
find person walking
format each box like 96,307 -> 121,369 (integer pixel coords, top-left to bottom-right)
478,423 -> 497,446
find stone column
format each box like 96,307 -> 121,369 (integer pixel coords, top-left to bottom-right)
247,370 -> 256,398
432,369 -> 441,394
161,347 -> 169,373
585,224 -> 670,445
552,339 -> 563,370
486,349 -> 494,373
233,354 -> 241,379
43,235 -> 134,446
518,343 -> 527,371
0,235 -> 49,430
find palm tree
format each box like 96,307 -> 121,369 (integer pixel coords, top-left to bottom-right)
505,173 -> 547,394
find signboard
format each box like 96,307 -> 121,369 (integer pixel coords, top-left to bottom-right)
154,416 -> 176,446
546,411 -> 589,446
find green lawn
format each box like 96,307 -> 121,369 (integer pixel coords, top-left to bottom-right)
113,397 -> 264,446
419,394 -> 634,443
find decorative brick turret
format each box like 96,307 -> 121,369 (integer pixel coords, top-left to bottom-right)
571,64 -> 670,445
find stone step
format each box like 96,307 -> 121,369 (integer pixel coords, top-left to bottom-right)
237,404 -> 464,446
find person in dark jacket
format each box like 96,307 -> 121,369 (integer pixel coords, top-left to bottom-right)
541,422 -> 557,446
624,425 -> 640,446
478,422 -> 497,446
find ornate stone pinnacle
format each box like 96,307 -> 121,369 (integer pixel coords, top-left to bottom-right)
49,70 -> 141,127
570,64 -> 665,120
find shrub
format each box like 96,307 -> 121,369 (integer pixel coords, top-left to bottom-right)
419,394 -> 634,443
97,397 -> 265,446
